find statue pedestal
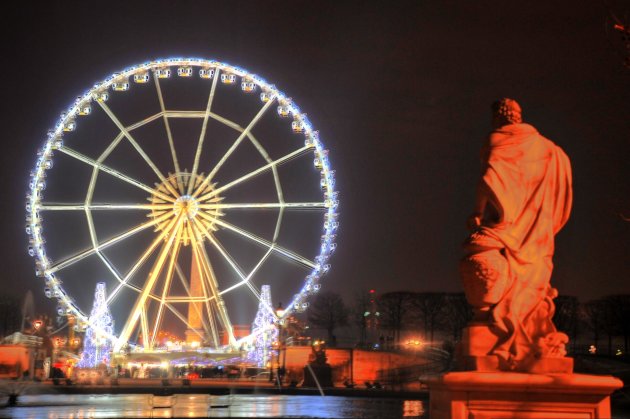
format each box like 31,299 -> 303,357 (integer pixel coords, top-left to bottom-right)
458,324 -> 574,373
427,371 -> 622,419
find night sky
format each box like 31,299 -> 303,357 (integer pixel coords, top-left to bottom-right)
1,1 -> 629,320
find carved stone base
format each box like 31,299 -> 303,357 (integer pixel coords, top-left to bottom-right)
458,323 -> 573,373
427,371 -> 623,419
459,355 -> 574,374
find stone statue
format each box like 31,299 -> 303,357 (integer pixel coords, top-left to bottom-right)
459,98 -> 573,372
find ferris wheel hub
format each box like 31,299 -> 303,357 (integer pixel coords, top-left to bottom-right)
173,195 -> 199,219
149,172 -> 223,245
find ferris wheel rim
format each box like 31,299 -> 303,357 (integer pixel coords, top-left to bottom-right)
26,57 -> 339,352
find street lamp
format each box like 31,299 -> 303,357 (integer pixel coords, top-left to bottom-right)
405,338 -> 423,355
32,320 -> 43,332
276,302 -> 286,385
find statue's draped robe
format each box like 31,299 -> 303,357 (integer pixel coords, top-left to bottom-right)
476,123 -> 572,362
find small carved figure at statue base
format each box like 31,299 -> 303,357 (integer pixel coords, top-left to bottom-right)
459,98 -> 573,373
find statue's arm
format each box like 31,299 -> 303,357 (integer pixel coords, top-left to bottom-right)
467,180 -> 489,230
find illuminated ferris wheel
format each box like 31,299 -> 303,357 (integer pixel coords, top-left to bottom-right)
25,58 -> 339,353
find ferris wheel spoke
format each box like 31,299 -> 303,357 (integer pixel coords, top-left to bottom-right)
208,112 -> 243,131
95,250 -> 170,307
164,111 -> 207,118
192,217 -> 251,296
194,219 -> 262,306
195,144 -> 313,201
95,251 -> 143,296
193,219 -> 246,280
48,211 -> 173,275
245,131 -> 287,244
126,112 -> 164,132
149,223 -> 184,349
188,68 -> 220,195
106,213 -> 181,307
97,101 -> 180,197
197,202 -> 326,210
58,146 -> 175,203
40,203 -> 172,211
198,214 -> 317,270
115,214 -> 184,351
241,130 -> 287,245
96,132 -> 126,164
85,165 -> 100,248
153,75 -> 183,194
218,246 -> 273,297
192,99 -> 276,198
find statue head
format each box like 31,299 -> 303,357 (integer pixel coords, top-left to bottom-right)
491,98 -> 522,129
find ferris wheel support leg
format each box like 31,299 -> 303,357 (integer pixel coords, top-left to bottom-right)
191,219 -> 243,348
174,262 -> 213,338
199,242 -> 237,348
150,227 -> 183,350
140,305 -> 150,351
114,215 -> 182,352
187,222 -> 222,347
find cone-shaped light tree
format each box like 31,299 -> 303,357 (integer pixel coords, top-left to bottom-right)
77,282 -> 114,368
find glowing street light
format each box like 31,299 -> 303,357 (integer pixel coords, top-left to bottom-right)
276,302 -> 287,385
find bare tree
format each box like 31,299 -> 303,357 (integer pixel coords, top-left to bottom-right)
441,293 -> 473,342
351,290 -> 372,348
553,295 -> 580,351
602,294 -> 630,354
0,295 -> 21,338
307,291 -> 348,346
581,299 -> 607,350
378,292 -> 414,346
411,292 -> 447,344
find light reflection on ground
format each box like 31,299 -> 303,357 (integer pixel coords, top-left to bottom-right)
0,394 -> 428,418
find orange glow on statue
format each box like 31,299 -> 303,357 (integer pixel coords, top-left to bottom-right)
460,98 -> 573,371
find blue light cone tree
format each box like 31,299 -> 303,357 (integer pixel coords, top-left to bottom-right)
77,282 -> 114,368
250,285 -> 278,368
